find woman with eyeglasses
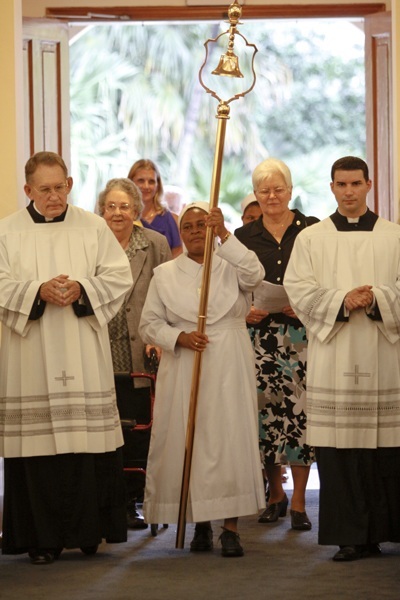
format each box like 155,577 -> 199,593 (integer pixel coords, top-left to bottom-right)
98,177 -> 172,530
235,158 -> 319,532
127,159 -> 182,258
139,202 -> 266,557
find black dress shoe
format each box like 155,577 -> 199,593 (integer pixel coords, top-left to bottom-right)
127,501 -> 149,529
80,545 -> 99,555
127,511 -> 149,529
28,549 -> 56,565
219,529 -> 244,557
190,523 -> 213,552
332,545 -> 370,562
290,510 -> 312,531
258,493 -> 289,523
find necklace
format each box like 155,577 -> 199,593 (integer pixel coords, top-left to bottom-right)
144,209 -> 158,221
263,211 -> 292,238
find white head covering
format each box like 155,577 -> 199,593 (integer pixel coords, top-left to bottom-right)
178,201 -> 210,229
241,193 -> 258,214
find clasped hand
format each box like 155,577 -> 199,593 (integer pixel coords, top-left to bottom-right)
344,285 -> 374,311
40,274 -> 81,307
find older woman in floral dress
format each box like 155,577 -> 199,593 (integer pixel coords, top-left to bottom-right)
235,158 -> 318,531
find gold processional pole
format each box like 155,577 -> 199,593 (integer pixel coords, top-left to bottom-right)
176,0 -> 258,549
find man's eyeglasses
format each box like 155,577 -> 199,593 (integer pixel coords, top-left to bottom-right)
256,187 -> 288,198
33,182 -> 69,198
105,203 -> 132,213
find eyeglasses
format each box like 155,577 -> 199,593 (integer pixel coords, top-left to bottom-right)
256,187 -> 288,198
33,182 -> 69,198
181,221 -> 207,233
105,203 -> 132,213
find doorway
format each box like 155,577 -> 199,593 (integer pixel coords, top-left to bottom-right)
68,17 -> 365,224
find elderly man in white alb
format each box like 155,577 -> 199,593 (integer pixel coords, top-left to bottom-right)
0,151 -> 132,565
284,156 -> 400,562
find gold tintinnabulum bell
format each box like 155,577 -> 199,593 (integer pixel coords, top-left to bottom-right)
212,51 -> 244,78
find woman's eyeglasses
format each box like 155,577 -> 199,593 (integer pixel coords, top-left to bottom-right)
105,203 -> 132,213
256,187 -> 288,198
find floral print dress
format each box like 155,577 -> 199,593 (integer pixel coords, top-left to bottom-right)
251,318 -> 314,466
235,209 -> 319,469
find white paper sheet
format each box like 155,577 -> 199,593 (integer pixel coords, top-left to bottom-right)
253,280 -> 290,313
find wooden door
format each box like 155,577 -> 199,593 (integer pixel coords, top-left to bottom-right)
365,12 -> 392,220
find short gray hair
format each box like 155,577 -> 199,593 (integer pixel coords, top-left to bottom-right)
252,158 -> 293,191
97,178 -> 143,216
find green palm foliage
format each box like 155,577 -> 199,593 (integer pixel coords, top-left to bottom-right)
69,19 -> 364,218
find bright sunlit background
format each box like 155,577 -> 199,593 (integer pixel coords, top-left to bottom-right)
69,18 -> 365,228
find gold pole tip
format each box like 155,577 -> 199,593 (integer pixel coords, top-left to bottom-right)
228,1 -> 242,25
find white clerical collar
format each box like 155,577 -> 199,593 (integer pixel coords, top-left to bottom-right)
33,202 -> 53,222
338,207 -> 367,223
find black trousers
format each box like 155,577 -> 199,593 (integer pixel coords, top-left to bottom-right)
316,447 -> 400,546
2,449 -> 127,555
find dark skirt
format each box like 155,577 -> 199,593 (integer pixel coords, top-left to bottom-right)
2,449 -> 127,555
316,447 -> 400,545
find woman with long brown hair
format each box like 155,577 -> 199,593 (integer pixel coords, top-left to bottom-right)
128,159 -> 182,258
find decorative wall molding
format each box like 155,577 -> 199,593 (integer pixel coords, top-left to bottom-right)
45,4 -> 386,22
